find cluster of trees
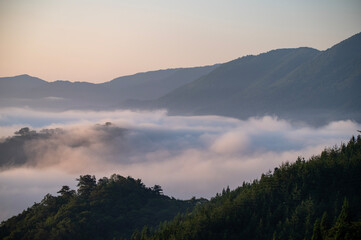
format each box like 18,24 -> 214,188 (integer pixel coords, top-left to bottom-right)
0,125 -> 121,169
0,174 -> 202,240
0,127 -> 58,168
1,135 -> 360,239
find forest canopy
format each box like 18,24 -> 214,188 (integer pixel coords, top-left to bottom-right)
0,174 -> 204,240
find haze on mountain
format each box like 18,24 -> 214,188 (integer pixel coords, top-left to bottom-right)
140,32 -> 361,125
0,65 -> 218,110
1,32 -> 360,125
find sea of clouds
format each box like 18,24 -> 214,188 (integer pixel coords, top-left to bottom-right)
0,108 -> 360,221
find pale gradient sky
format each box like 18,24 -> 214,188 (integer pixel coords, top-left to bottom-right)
0,0 -> 360,83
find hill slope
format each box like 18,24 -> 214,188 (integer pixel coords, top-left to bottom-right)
152,32 -> 361,124
102,65 -> 219,101
0,174 -> 203,240
146,135 -> 361,240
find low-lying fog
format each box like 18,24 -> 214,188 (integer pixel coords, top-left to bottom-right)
0,108 -> 359,221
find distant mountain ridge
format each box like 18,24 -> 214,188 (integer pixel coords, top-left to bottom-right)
0,65 -> 218,110
153,47 -> 321,114
104,65 -> 219,100
141,32 -> 361,124
1,32 -> 360,124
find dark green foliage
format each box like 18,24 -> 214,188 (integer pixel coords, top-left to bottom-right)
0,174 -> 201,240
57,185 -> 75,199
77,175 -> 96,197
311,219 -> 322,240
147,135 -> 361,240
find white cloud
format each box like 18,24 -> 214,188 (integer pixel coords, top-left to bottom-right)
210,130 -> 249,154
0,108 -> 360,221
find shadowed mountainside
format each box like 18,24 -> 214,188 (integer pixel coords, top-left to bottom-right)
146,32 -> 361,125
0,65 -> 218,110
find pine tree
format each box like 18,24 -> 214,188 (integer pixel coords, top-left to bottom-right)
335,198 -> 350,240
311,219 -> 322,240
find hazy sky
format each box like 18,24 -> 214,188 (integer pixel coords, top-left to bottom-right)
0,0 -> 360,83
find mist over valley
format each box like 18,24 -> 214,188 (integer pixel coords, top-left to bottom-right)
0,6 -> 360,236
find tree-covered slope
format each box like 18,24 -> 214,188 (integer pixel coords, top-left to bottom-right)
144,135 -> 361,240
0,174 -> 203,240
153,32 -> 361,124
268,31 -> 361,116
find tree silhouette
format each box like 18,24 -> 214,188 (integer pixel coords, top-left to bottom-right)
77,175 -> 96,197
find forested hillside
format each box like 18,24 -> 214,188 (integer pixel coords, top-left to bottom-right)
142,135 -> 361,240
0,175 -> 204,240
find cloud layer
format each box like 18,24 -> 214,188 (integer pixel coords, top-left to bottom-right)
0,108 -> 360,221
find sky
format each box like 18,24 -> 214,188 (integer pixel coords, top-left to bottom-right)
0,0 -> 360,83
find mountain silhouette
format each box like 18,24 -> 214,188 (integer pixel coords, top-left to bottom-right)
146,32 -> 361,124
1,32 -> 360,125
0,65 -> 217,110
